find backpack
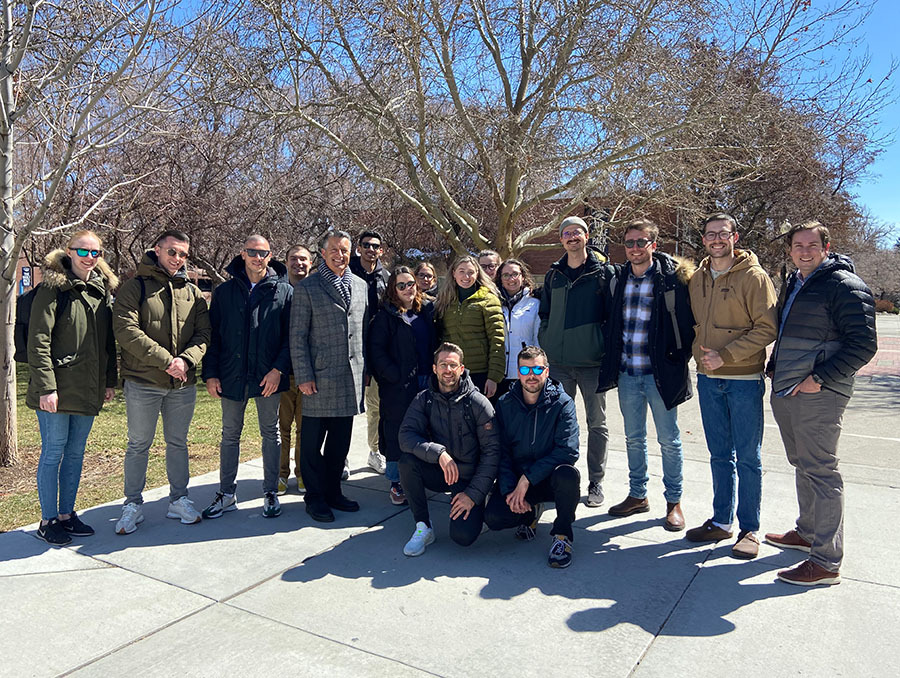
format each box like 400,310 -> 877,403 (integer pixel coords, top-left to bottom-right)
14,284 -> 69,363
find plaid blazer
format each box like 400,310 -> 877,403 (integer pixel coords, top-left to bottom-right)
290,271 -> 368,417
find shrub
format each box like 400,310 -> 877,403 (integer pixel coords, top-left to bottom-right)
874,299 -> 896,313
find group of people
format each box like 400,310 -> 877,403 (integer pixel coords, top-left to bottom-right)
26,212 -> 877,582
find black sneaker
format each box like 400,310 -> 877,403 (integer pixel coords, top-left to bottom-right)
59,512 -> 94,537
37,519 -> 72,546
548,535 -> 573,568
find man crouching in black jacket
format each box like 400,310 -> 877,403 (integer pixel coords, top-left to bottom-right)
485,346 -> 581,568
398,342 -> 500,557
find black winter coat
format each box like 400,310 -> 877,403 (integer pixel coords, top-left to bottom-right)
202,257 -> 293,400
597,252 -> 695,410
349,256 -> 390,317
495,380 -> 579,496
767,253 -> 876,398
367,301 -> 437,461
398,371 -> 500,505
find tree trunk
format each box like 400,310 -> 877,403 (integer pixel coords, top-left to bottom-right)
0,272 -> 18,466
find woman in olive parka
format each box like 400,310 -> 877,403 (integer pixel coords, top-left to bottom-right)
26,230 -> 118,546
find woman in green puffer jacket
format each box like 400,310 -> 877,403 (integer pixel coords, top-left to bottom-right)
434,255 -> 505,398
26,230 -> 118,546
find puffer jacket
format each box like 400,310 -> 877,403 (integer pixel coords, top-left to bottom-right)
438,284 -> 506,383
537,248 -> 608,367
688,249 -> 777,376
597,252 -> 695,410
26,249 -> 118,415
500,288 -> 541,380
495,379 -> 579,496
114,251 -> 210,388
767,253 -> 876,398
202,256 -> 293,400
398,370 -> 500,505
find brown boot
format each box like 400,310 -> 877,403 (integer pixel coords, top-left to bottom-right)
764,529 -> 811,553
664,502 -> 685,531
608,496 -> 650,517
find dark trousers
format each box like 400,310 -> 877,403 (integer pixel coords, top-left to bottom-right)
299,415 -> 353,507
484,464 -> 580,541
398,453 -> 485,547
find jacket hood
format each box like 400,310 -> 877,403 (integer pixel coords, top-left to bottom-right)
652,251 -> 693,285
815,252 -> 856,276
137,250 -> 188,282
41,248 -> 118,291
689,248 -> 761,281
428,368 -> 477,402
224,255 -> 288,284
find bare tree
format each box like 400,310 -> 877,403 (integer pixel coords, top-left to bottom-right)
0,0 -> 214,465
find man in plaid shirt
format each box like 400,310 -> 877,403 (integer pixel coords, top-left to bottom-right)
597,218 -> 695,532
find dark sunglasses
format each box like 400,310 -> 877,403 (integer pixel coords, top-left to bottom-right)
416,272 -> 434,279
360,242 -> 382,249
164,247 -> 188,259
244,248 -> 270,258
68,247 -> 102,258
518,365 -> 547,376
395,281 -> 416,291
623,238 -> 653,249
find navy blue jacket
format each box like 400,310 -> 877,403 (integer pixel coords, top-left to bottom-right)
202,257 -> 293,401
495,379 -> 579,496
597,252 -> 695,410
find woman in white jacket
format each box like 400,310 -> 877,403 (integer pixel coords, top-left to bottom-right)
496,258 -> 541,398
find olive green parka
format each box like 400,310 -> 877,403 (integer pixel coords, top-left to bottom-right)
26,249 -> 119,415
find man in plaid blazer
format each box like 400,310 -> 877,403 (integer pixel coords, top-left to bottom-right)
290,229 -> 369,523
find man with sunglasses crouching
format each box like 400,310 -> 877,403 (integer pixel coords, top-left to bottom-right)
113,229 -> 211,534
485,346 -> 580,568
597,218 -> 695,532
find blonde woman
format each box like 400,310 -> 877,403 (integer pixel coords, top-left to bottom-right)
434,255 -> 505,397
27,230 -> 118,545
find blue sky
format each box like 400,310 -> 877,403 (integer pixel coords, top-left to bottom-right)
853,1 -> 899,238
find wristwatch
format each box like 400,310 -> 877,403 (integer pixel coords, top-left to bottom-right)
811,373 -> 825,385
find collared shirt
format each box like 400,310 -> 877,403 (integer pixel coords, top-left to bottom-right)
621,261 -> 655,375
317,260 -> 352,307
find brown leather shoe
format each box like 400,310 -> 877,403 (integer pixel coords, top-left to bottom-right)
732,530 -> 760,559
685,518 -> 733,542
608,496 -> 650,517
764,529 -> 811,553
664,502 -> 685,531
777,559 -> 840,586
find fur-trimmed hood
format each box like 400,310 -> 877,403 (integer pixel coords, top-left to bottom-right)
41,248 -> 119,292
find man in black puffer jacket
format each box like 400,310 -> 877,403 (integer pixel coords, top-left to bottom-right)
201,235 -> 293,521
764,221 -> 876,587
485,346 -> 580,568
398,342 -> 500,557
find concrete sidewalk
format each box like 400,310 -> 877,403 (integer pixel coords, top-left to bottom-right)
3,316 -> 899,677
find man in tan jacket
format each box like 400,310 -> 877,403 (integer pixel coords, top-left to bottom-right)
685,213 -> 777,559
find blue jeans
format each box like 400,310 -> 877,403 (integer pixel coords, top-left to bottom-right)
697,375 -> 765,532
617,371 -> 683,503
219,391 -> 282,495
35,410 -> 95,520
386,461 -> 400,483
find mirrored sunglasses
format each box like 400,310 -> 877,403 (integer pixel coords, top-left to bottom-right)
518,365 -> 547,376
68,247 -> 102,258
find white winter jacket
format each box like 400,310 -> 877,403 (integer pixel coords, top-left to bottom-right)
501,288 -> 541,380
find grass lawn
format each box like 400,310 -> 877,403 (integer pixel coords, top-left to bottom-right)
0,368 -> 263,532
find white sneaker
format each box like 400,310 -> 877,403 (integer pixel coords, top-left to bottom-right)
367,450 -> 387,474
166,497 -> 202,524
115,503 -> 144,535
403,521 -> 435,557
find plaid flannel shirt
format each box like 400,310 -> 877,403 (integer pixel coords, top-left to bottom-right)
620,263 -> 655,375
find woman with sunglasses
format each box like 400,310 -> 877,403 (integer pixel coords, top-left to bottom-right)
26,230 -> 118,546
495,258 -> 541,399
413,262 -> 438,298
367,267 -> 437,505
434,255 -> 505,397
